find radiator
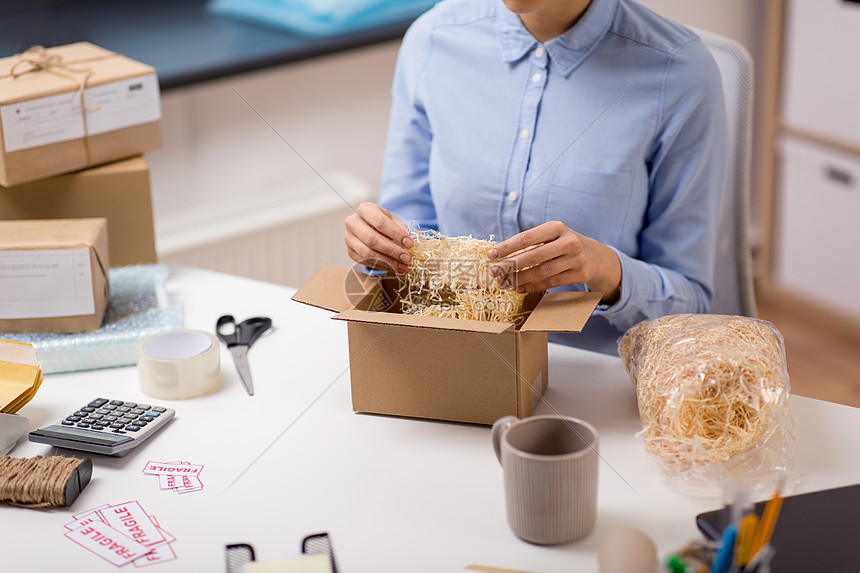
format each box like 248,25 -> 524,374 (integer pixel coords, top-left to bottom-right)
155,171 -> 372,288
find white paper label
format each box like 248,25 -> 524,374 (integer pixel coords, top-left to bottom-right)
0,249 -> 95,319
83,74 -> 161,135
1,73 -> 160,152
0,91 -> 85,152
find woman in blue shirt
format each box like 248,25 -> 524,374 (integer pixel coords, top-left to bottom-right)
344,0 -> 728,355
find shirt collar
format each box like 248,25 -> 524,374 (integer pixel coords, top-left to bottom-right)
495,0 -> 619,77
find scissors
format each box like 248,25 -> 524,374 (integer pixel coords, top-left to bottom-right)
216,315 -> 273,396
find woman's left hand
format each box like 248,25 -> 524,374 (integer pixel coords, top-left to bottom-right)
487,221 -> 622,305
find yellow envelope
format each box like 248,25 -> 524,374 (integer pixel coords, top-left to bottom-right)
0,340 -> 43,414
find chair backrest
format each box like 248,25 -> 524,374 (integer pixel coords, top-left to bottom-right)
694,28 -> 758,317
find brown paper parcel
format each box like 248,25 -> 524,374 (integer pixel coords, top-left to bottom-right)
0,218 -> 109,333
292,264 -> 601,425
0,42 -> 161,187
0,155 -> 156,267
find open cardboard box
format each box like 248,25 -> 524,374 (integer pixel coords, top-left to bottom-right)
292,264 -> 601,425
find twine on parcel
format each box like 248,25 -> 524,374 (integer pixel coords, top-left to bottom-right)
10,46 -> 103,113
10,46 -> 102,164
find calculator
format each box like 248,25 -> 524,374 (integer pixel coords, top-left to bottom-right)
29,398 -> 176,457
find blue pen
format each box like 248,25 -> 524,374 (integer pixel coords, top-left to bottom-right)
710,524 -> 737,573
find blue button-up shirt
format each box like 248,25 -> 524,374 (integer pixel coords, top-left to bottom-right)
379,0 -> 728,355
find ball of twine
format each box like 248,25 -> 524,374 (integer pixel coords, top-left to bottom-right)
0,455 -> 85,508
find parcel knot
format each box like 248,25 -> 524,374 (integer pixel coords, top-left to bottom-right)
11,46 -> 64,77
9,45 -> 99,112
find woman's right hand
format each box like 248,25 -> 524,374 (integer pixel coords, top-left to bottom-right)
344,202 -> 414,273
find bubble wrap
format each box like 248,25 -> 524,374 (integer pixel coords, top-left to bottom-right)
0,264 -> 184,374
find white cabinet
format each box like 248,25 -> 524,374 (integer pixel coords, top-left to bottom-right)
768,0 -> 860,321
781,0 -> 860,148
773,136 -> 860,320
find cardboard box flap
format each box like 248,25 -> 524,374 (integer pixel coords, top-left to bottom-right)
291,264 -> 384,313
333,308 -> 514,334
519,291 -> 602,333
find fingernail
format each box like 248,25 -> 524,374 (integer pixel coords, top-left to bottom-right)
487,248 -> 498,259
516,286 -> 525,293
489,266 -> 499,277
400,253 -> 411,263
402,237 -> 413,247
398,263 -> 408,273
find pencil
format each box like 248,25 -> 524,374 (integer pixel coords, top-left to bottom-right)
750,490 -> 784,555
735,512 -> 760,566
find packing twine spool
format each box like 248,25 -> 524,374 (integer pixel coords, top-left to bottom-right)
0,455 -> 92,508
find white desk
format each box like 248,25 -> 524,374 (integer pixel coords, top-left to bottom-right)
5,265 -> 860,572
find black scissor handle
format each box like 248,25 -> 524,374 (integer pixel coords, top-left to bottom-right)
216,315 -> 272,347
216,314 -> 239,345
236,316 -> 272,347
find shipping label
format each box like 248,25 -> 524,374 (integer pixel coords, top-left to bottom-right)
1,73 -> 160,152
0,249 -> 94,319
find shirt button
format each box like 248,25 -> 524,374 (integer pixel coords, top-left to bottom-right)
519,128 -> 529,139
532,73 -> 541,83
535,47 -> 544,58
507,192 -> 518,202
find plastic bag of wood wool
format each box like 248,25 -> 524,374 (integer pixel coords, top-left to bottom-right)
619,314 -> 794,494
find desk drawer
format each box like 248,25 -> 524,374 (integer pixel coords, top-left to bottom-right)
773,135 -> 860,319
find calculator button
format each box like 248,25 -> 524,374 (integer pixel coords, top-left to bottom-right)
109,422 -> 125,429
151,407 -> 167,413
118,417 -> 135,424
96,408 -> 110,414
109,400 -> 123,406
61,420 -> 74,426
126,425 -> 141,432
130,408 -> 146,415
74,411 -> 87,417
136,417 -> 151,424
103,404 -> 117,410
123,402 -> 137,408
103,415 -> 118,422
136,404 -> 151,410
92,425 -> 106,431
76,423 -> 91,428
82,418 -> 98,425
90,414 -> 103,420
67,416 -> 82,422
116,406 -> 131,413
81,406 -> 95,413
88,398 -> 108,407
145,411 -> 161,418
112,429 -> 126,434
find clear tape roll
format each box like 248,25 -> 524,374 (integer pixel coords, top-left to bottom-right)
136,329 -> 221,400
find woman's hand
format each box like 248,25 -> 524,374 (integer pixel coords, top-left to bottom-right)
344,202 -> 414,273
487,221 -> 622,305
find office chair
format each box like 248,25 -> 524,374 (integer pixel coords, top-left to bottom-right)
694,28 -> 758,317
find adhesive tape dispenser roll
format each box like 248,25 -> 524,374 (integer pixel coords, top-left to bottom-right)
137,330 -> 221,400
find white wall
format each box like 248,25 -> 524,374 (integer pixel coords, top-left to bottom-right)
146,41 -> 400,218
